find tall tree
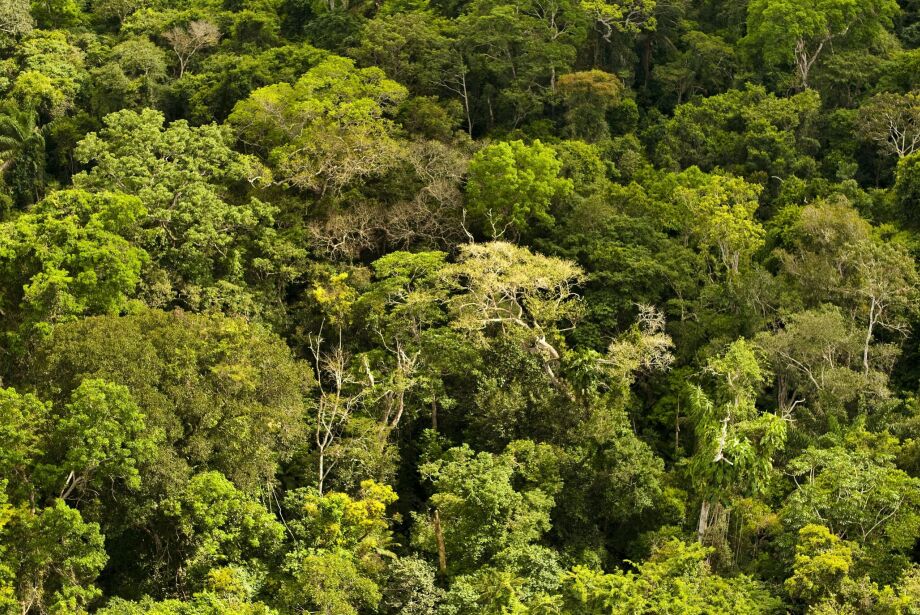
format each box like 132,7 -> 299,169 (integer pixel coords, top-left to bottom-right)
229,56 -> 408,196
745,0 -> 898,89
689,339 -> 786,543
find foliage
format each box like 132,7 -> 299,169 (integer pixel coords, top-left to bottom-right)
73,108 -> 300,317
229,56 -> 407,195
3,0 -> 920,613
0,189 -> 147,344
558,539 -> 781,613
465,140 -> 573,238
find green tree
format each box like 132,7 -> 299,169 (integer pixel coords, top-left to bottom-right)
896,152 -> 920,218
652,30 -> 736,106
580,0 -> 656,41
773,199 -> 920,377
785,524 -> 855,605
457,0 -> 586,128
11,29 -> 85,117
657,85 -> 820,186
44,379 -> 154,502
557,70 -> 624,142
175,42 -> 325,123
162,471 -> 284,591
782,431 -> 920,580
33,308 -> 312,495
277,481 -> 398,615
689,339 -> 786,543
745,0 -> 898,88
87,38 -> 168,115
3,500 -> 107,614
380,556 -> 444,615
0,0 -> 32,47
465,140 -> 573,239
858,91 -> 920,159
229,56 -> 408,195
558,539 -> 780,614
74,109 -> 300,317
414,440 -> 561,575
0,105 -> 44,210
0,387 -> 48,503
351,10 -> 454,96
0,189 -> 147,345
652,167 -> 764,279
756,306 -> 889,432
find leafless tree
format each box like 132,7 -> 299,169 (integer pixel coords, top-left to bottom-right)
308,326 -> 368,495
163,20 -> 219,77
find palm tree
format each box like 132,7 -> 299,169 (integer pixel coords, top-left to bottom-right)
0,106 -> 45,207
0,107 -> 41,172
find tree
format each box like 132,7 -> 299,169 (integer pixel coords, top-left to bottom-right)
88,37 -> 168,113
3,500 -> 107,614
785,524 -> 855,605
581,0 -> 656,41
896,152 -> 920,217
689,339 -> 786,542
653,167 -> 764,279
163,20 -> 220,77
229,56 -> 408,196
0,105 -> 45,209
355,250 -> 470,443
351,11 -> 454,96
847,239 -> 920,376
756,306 -> 889,430
776,197 -> 920,375
557,70 -> 624,141
774,198 -> 920,375
0,387 -> 48,504
782,431 -> 920,577
29,0 -> 83,29
162,471 -> 284,591
379,556 -> 444,615
443,242 -> 585,379
99,586 -> 279,615
174,42 -> 325,123
457,0 -> 586,128
745,0 -> 898,89
33,308 -> 313,494
465,140 -> 573,239
46,379 -> 154,502
74,109 -> 300,316
550,397 -> 669,562
858,91 -> 920,159
595,304 -> 674,395
559,539 -> 780,613
91,0 -> 146,26
0,0 -> 32,46
652,30 -> 737,105
308,325 -> 370,496
657,85 -> 820,184
414,440 -> 561,575
0,189 -> 147,344
277,481 -> 397,615
12,29 -> 85,117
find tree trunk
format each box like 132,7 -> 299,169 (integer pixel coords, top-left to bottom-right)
863,297 -> 877,376
433,509 -> 447,576
697,499 -> 711,542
